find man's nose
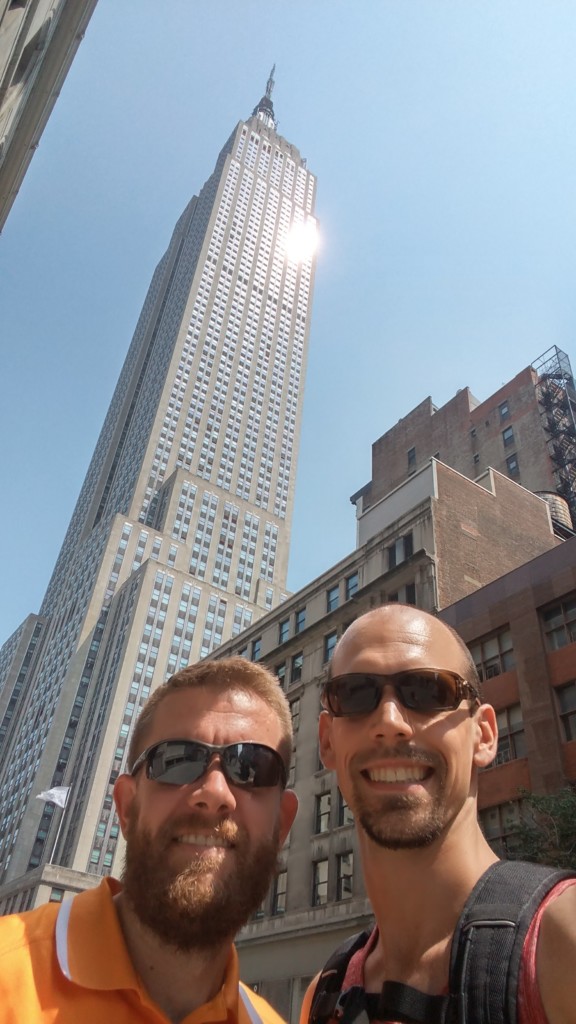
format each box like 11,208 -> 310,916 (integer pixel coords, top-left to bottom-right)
368,685 -> 414,740
183,757 -> 237,814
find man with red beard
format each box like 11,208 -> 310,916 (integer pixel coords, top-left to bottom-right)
0,658 -> 298,1024
301,604 -> 576,1024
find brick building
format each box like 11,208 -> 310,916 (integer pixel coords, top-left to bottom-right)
441,537 -> 576,854
357,346 -> 576,530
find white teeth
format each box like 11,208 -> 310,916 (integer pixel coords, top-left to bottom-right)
176,834 -> 227,847
367,766 -> 427,783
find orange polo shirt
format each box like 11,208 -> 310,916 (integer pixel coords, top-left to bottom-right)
0,877 -> 285,1024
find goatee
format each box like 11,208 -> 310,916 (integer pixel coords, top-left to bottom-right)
350,744 -> 448,850
122,808 -> 279,951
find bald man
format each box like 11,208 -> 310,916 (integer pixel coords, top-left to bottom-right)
301,604 -> 576,1024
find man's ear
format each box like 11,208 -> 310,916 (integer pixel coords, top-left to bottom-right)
318,709 -> 336,770
472,703 -> 498,769
278,788 -> 298,845
113,774 -> 137,839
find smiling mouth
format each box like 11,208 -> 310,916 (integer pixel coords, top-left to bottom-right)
175,834 -> 231,847
364,765 -> 430,783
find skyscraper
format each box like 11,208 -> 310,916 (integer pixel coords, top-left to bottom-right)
0,70 -> 317,887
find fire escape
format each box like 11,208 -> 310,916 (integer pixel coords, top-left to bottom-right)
533,346 -> 576,525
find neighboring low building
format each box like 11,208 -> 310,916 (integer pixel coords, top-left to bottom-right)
441,537 -> 576,854
357,346 -> 576,531
0,863 -> 98,916
209,459 -> 561,1022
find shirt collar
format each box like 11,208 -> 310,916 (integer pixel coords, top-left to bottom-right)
56,877 -> 243,1022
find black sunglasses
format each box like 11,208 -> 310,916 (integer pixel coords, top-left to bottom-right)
322,669 -> 479,717
131,739 -> 287,790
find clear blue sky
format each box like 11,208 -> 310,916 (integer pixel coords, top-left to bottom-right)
2,0 -> 576,641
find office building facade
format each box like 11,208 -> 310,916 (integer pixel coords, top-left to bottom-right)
208,458 -> 560,1021
0,0 -> 98,231
0,73 -> 317,886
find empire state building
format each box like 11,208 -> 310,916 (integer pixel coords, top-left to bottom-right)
0,70 -> 318,895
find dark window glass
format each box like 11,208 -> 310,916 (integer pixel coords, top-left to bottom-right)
291,652 -> 303,683
312,860 -> 328,906
324,631 -> 338,663
272,870 -> 287,915
337,852 -> 354,900
315,792 -> 331,833
345,573 -> 359,600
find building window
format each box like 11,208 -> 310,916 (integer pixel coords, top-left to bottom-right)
502,426 -> 515,448
336,852 -> 354,900
494,705 -> 526,765
479,801 -> 521,857
276,662 -> 287,689
251,637 -> 261,661
407,446 -> 416,471
506,453 -> 519,477
291,652 -> 303,684
324,631 -> 338,663
469,627 -> 515,681
338,791 -> 354,827
290,697 -> 300,733
473,453 -> 480,465
315,793 -> 331,833
288,751 -> 296,788
252,899 -> 266,920
556,681 -> 576,740
345,572 -> 359,600
499,401 -> 510,421
49,888 -> 64,903
279,619 -> 290,644
272,870 -> 287,915
542,596 -> 576,651
295,608 -> 306,634
326,585 -> 339,613
312,859 -> 329,906
388,532 -> 413,570
405,581 -> 416,605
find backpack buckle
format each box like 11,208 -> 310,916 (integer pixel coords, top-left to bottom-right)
332,987 -> 370,1024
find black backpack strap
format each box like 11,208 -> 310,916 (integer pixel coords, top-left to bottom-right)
309,930 -> 372,1024
449,860 -> 575,1024
376,981 -> 452,1024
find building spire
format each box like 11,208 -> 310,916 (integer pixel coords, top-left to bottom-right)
252,65 -> 277,128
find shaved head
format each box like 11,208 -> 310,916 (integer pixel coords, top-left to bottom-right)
332,604 -> 480,695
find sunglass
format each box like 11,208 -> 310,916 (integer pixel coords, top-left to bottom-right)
131,739 -> 287,790
322,669 -> 479,717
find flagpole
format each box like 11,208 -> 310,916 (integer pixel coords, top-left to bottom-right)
48,788 -> 70,865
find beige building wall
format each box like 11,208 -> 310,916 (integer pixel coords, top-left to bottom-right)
0,0 -> 98,230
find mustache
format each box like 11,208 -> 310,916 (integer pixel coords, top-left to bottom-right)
351,744 -> 444,773
157,813 -> 242,847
